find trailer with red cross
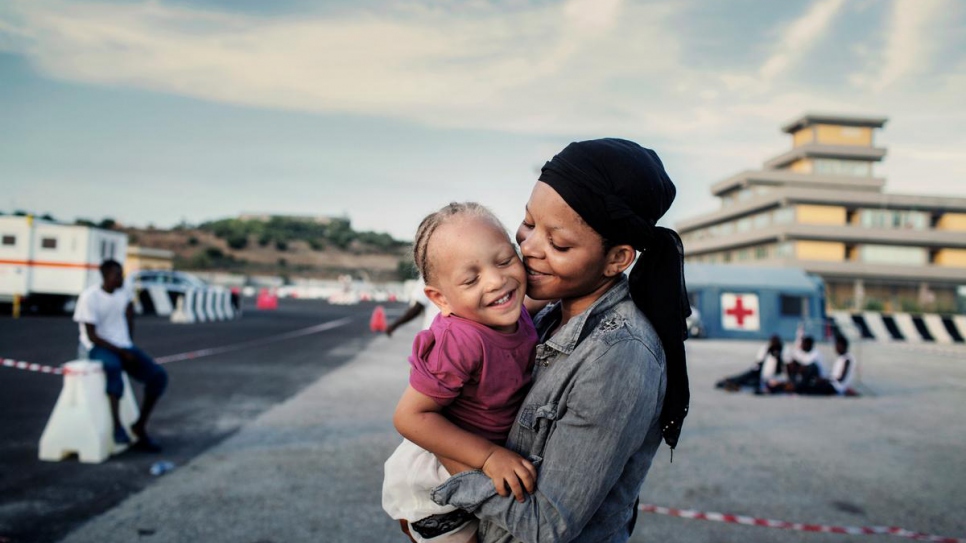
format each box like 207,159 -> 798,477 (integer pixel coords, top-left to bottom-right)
684,263 -> 826,341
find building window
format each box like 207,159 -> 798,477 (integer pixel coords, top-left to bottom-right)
753,213 -> 771,229
858,209 -> 928,230
1,235 -> 14,246
780,295 -> 805,317
736,217 -> 752,233
773,207 -> 794,225
857,244 -> 928,265
776,242 -> 794,258
813,158 -> 871,177
41,237 -> 57,249
755,246 -> 769,259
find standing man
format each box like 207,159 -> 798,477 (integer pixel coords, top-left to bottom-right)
73,259 -> 167,452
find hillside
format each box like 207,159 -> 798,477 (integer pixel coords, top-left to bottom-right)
126,217 -> 415,282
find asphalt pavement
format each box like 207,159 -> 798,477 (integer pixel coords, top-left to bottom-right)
0,299 -> 389,543
4,308 -> 966,543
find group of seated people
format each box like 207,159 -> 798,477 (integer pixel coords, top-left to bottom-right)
715,328 -> 857,396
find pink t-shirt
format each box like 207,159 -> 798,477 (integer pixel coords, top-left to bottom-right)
409,310 -> 538,443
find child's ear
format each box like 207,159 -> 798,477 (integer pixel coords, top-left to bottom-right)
423,285 -> 452,316
604,244 -> 636,277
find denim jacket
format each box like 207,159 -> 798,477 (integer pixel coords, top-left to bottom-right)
432,276 -> 667,543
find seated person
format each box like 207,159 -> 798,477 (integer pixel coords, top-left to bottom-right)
768,324 -> 825,393
716,335 -> 784,393
796,334 -> 857,396
74,260 -> 168,451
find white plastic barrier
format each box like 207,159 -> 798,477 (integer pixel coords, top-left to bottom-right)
204,289 -> 217,322
194,287 -> 208,323
170,287 -> 240,323
222,289 -> 235,320
212,288 -> 227,321
146,285 -> 174,317
39,360 -> 140,463
170,292 -> 196,324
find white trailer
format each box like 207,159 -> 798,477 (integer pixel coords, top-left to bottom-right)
0,216 -> 127,312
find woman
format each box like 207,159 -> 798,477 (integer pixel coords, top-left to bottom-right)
430,138 -> 691,542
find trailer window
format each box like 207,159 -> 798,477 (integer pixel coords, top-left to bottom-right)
101,240 -> 116,259
41,237 -> 57,249
780,295 -> 805,317
1,235 -> 14,246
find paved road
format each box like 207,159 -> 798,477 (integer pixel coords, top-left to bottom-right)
0,298 -> 398,543
4,309 -> 966,543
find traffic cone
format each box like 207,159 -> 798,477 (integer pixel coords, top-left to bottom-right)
256,288 -> 278,310
370,305 -> 387,332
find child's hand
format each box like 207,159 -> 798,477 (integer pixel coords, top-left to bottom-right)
481,447 -> 537,502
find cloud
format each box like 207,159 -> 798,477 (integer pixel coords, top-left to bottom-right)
0,0 -> 672,132
856,0 -> 949,92
1,0 -> 964,207
758,0 -> 846,83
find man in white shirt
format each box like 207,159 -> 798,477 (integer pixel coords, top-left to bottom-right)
73,260 -> 168,451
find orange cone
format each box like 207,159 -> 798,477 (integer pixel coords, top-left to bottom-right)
370,305 -> 387,332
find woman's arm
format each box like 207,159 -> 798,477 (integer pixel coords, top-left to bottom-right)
433,340 -> 664,543
394,386 -> 536,501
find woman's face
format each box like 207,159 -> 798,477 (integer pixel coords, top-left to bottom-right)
516,182 -> 616,312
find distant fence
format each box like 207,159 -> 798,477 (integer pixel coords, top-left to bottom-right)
829,311 -> 966,343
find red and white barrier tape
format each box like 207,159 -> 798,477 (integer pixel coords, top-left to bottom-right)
1,358 -> 62,375
640,504 -> 964,542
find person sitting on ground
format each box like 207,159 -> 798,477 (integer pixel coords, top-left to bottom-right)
73,259 -> 168,452
795,334 -> 857,396
385,278 -> 440,337
768,323 -> 824,393
715,334 -> 785,393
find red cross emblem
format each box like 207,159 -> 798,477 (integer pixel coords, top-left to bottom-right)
721,293 -> 760,331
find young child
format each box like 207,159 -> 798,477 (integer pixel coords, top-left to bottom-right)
382,202 -> 539,543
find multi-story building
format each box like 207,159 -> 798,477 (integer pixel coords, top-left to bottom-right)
677,113 -> 966,313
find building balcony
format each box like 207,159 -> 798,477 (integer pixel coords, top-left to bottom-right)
763,143 -> 887,170
683,223 -> 966,255
677,187 -> 966,233
710,169 -> 885,197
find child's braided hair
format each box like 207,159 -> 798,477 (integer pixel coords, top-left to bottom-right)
413,202 -> 505,286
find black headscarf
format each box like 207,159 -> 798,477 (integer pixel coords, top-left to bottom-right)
538,138 -> 690,451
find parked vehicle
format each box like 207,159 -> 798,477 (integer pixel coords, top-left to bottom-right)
0,216 -> 127,313
687,305 -> 705,338
128,269 -> 239,311
128,269 -> 207,295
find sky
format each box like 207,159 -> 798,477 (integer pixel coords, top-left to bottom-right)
1,0 -> 964,241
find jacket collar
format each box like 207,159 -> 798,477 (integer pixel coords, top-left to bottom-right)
541,275 -> 629,355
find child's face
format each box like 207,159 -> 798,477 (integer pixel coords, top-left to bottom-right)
424,215 -> 527,333
515,182 -> 613,309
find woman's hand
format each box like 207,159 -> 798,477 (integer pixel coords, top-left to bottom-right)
481,447 -> 537,502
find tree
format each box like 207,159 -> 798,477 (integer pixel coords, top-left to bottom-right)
227,234 -> 248,250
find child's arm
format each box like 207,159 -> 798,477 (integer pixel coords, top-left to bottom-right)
393,385 -> 536,502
